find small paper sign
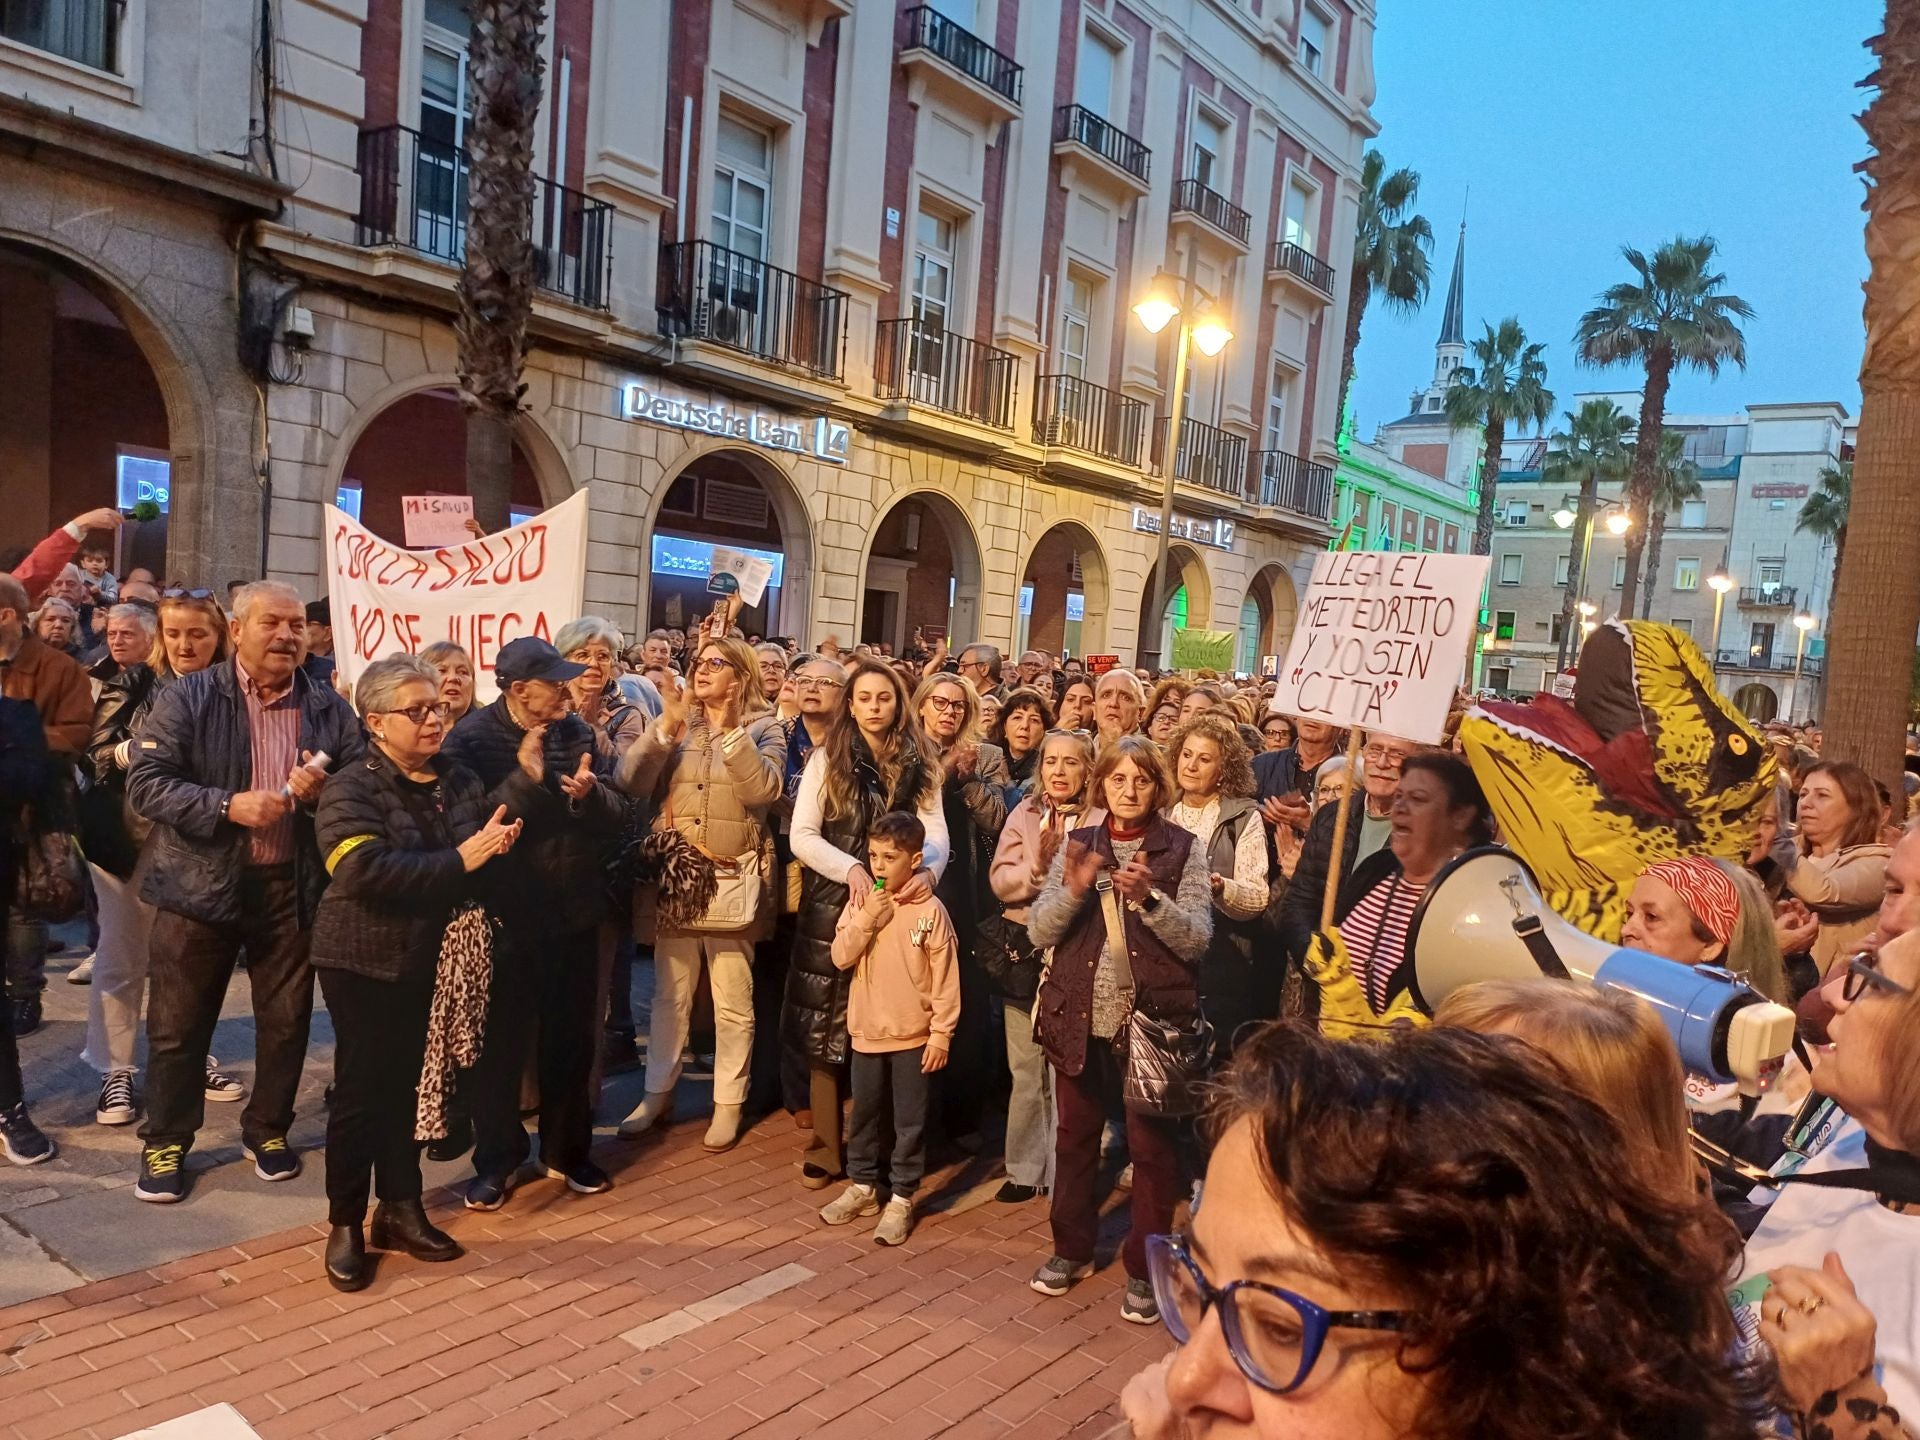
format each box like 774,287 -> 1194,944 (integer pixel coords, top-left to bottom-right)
401,494 -> 475,549
1260,654 -> 1280,679
706,571 -> 740,597
707,546 -> 775,606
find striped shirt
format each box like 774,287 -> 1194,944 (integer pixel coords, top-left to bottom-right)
237,658 -> 300,866
1343,871 -> 1427,1015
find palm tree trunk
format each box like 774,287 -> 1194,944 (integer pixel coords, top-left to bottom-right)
1823,0 -> 1920,811
1618,346 -> 1673,606
1640,512 -> 1667,620
1470,417 -> 1506,557
1555,480 -> 1595,672
1338,271 -> 1370,424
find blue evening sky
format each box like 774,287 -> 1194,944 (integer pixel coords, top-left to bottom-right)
1349,1 -> 1877,437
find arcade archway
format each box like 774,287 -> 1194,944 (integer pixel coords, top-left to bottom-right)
1733,682 -> 1779,724
1018,522 -> 1110,662
643,447 -> 813,643
1238,564 -> 1300,675
1136,543 -> 1213,669
335,388 -> 551,545
861,491 -> 984,654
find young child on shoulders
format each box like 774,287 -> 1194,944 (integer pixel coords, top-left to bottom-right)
821,810 -> 959,1246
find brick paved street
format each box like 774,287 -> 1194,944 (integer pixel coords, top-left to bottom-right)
0,946 -> 1160,1439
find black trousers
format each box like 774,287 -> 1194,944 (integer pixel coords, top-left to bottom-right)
140,867 -> 313,1151
751,913 -> 806,1114
472,923 -> 598,1177
0,1011 -> 20,1110
319,966 -> 433,1225
847,1046 -> 930,1200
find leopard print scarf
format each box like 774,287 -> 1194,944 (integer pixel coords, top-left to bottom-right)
414,903 -> 494,1141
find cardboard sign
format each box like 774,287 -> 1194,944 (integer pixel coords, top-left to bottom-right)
1271,551 -> 1490,744
1171,628 -> 1236,672
1085,654 -> 1121,675
325,489 -> 589,704
707,546 -> 774,606
400,493 -> 476,549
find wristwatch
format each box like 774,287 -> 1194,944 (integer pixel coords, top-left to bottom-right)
1141,887 -> 1167,914
218,795 -> 233,824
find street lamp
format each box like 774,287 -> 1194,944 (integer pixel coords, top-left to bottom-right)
1553,500 -> 1630,671
1792,610 -> 1817,722
1605,510 -> 1631,537
1706,565 -> 1735,673
1133,267 -> 1232,671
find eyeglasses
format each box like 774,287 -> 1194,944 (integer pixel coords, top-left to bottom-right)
925,696 -> 967,716
794,674 -> 844,691
1147,1234 -> 1405,1395
379,702 -> 453,725
1843,951 -> 1915,1003
162,588 -> 215,601
1362,744 -> 1412,767
695,656 -> 735,674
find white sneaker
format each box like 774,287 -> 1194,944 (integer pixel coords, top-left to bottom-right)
873,1196 -> 913,1247
96,1069 -> 137,1126
66,955 -> 95,985
820,1183 -> 879,1226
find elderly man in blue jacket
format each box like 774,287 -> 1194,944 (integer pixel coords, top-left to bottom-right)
126,582 -> 363,1203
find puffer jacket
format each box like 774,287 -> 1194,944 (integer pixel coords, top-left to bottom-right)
81,662 -> 156,880
618,710 -> 784,942
126,660 -> 365,927
309,747 -> 493,982
440,695 -> 626,933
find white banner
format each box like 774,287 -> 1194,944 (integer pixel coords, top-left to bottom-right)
325,489 -> 590,704
1270,551 -> 1490,745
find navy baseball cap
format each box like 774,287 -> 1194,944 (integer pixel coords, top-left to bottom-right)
494,637 -> 587,685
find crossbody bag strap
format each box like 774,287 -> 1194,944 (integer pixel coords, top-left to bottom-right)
1095,873 -> 1136,997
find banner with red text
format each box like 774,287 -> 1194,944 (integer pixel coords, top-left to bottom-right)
324,489 -> 589,703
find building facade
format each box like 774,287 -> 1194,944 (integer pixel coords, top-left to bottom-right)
0,0 -> 1380,669
1330,422 -> 1475,556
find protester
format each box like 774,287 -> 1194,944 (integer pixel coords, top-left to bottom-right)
33,598 -> 82,658
1178,685 -> 1222,725
957,644 -> 1003,700
786,658 -> 948,1189
617,634 -> 783,1152
124,582 -> 363,1201
91,603 -> 156,684
442,636 -> 625,1207
1093,668 -> 1145,747
1275,732 -> 1408,985
642,630 -> 675,669
819,810 -> 959,1246
754,643 -> 789,705
991,686 -> 1051,801
1144,691 -> 1182,745
1255,716 -> 1342,806
1056,674 -> 1096,734
1027,735 -> 1211,1323
77,539 -> 117,605
557,618 -> 646,769
1622,855 -> 1791,1004
1258,713 -> 1294,753
0,697 -> 54,1164
1015,651 -> 1049,688
311,655 -> 520,1290
11,508 -> 122,603
419,641 -> 478,727
1777,760 -> 1891,978
301,599 -> 335,684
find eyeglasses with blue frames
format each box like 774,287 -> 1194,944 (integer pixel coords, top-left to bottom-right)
1146,1233 -> 1406,1395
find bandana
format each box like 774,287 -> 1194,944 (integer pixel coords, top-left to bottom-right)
1643,856 -> 1740,948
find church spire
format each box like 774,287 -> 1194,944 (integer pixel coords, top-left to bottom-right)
1436,219 -> 1466,349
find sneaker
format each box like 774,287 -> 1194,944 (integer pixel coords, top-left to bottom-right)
820,1182 -> 879,1226
1120,1278 -> 1160,1326
0,1102 -> 54,1166
464,1170 -> 521,1211
1029,1255 -> 1095,1297
66,955 -> 94,984
245,1136 -> 301,1182
9,995 -> 41,1038
203,1056 -> 246,1103
544,1160 -> 612,1195
136,1143 -> 188,1201
95,1069 -> 138,1126
873,1196 -> 913,1247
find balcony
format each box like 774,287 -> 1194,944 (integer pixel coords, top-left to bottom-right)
1052,105 -> 1151,195
355,125 -> 612,309
1171,178 -> 1251,249
1269,240 -> 1335,299
1033,374 -> 1147,467
1253,449 -> 1334,520
875,318 -> 1018,430
899,6 -> 1022,120
1739,584 -> 1797,609
656,241 -> 848,381
1154,415 -> 1250,499
1716,649 -> 1822,677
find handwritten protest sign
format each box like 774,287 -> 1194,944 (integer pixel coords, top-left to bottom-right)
1270,551 -> 1489,745
1171,627 -> 1236,672
401,494 -> 476,549
325,489 -> 589,703
707,546 -> 775,606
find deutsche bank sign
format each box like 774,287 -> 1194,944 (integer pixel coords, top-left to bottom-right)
619,381 -> 850,465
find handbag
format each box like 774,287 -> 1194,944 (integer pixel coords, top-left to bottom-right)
20,828 -> 85,923
1094,871 -> 1214,1116
653,784 -> 764,935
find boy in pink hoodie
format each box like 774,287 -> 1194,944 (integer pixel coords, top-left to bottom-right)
821,811 -> 960,1245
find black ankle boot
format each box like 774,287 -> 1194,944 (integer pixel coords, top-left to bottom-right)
369,1198 -> 461,1261
325,1224 -> 368,1292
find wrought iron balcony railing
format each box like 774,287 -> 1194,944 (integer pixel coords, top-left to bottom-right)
1253,448 -> 1334,519
355,125 -> 613,309
1171,178 -> 1251,246
901,6 -> 1022,105
1738,585 -> 1798,609
875,318 -> 1019,429
656,241 -> 849,380
1271,240 -> 1335,296
1034,374 -> 1147,466
1716,648 -> 1822,676
1154,415 -> 1249,498
1053,104 -> 1150,183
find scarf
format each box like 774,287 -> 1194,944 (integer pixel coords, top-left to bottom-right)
415,904 -> 494,1141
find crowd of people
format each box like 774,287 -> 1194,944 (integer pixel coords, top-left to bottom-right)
0,509 -> 1916,1438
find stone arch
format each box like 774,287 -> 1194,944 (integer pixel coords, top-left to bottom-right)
1733,682 -> 1779,725
1019,520 -> 1113,660
1239,562 -> 1301,672
1137,541 -> 1215,668
857,489 -> 987,654
640,440 -> 816,642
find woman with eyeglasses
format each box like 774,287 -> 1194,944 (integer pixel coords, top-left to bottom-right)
1257,713 -> 1294,754
1118,1023 -> 1768,1439
557,618 -> 646,771
311,655 -> 520,1291
989,686 -> 1053,803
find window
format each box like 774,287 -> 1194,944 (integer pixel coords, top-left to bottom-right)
1352,491 -> 1370,527
1758,559 -> 1785,591
1749,622 -> 1776,666
1487,666 -> 1512,692
1498,554 -> 1522,585
1076,26 -> 1120,118
416,3 -> 475,257
1612,556 -> 1626,588
1503,500 -> 1528,527
1681,498 -> 1708,530
1550,614 -> 1567,644
1298,5 -> 1330,78
1494,610 -> 1516,642
2,0 -> 122,71
712,116 -> 774,261
1263,361 -> 1290,452
1671,617 -> 1694,637
1443,523 -> 1460,553
1380,503 -> 1398,545
1283,177 -> 1317,253
1553,553 -> 1571,587
1058,273 -> 1096,379
1674,557 -> 1700,592
909,209 -> 958,389
1190,109 -> 1227,189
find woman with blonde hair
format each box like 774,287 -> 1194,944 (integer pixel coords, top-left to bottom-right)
419,640 -> 477,727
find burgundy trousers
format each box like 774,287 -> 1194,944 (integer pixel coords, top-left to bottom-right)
1049,1036 -> 1182,1281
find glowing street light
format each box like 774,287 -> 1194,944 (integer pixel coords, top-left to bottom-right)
1604,510 -> 1631,537
1792,610 -> 1818,722
1552,506 -> 1577,530
1706,565 -> 1735,670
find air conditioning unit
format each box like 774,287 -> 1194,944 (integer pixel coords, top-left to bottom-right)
692,298 -> 744,344
1040,415 -> 1083,449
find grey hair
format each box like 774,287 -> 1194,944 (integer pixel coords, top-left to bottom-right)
756,642 -> 788,665
34,598 -> 76,621
0,576 -> 27,620
55,563 -> 85,586
108,603 -> 158,636
231,581 -> 303,623
419,639 -> 471,669
555,616 -> 625,658
354,654 -> 440,721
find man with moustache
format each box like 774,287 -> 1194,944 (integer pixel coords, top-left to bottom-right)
126,583 -> 363,1201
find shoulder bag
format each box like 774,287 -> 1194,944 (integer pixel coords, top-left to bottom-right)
1097,871 -> 1215,1118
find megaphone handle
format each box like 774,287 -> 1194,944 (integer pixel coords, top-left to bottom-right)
1318,730 -> 1367,933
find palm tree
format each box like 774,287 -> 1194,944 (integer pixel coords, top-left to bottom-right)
1340,149 -> 1434,418
1443,318 -> 1554,557
1545,398 -> 1633,668
456,0 -> 548,531
1824,4 -> 1920,800
1573,237 -> 1754,608
1636,431 -> 1704,620
1795,460 -> 1852,609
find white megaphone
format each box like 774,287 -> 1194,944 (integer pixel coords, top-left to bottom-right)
1406,847 -> 1797,1097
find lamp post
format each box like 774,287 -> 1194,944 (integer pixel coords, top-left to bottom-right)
1792,610 -> 1817,722
1706,564 -> 1735,675
1552,500 -> 1629,669
1133,268 -> 1231,672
